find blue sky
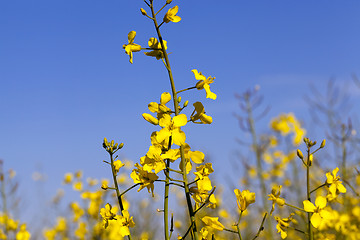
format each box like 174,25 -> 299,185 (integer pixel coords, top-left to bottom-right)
1,0 -> 360,226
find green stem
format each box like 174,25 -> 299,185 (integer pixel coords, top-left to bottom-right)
177,86 -> 197,94
236,211 -> 243,240
306,148 -> 313,240
310,183 -> 326,194
149,2 -> 198,240
120,183 -> 141,196
110,153 -> 132,240
284,202 -> 306,212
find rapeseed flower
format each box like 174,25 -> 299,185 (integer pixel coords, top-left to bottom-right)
157,114 -> 187,146
130,163 -> 159,196
123,31 -> 141,64
326,167 -> 346,199
234,189 -> 256,211
145,37 -> 167,60
190,102 -> 213,124
268,185 -> 285,215
303,196 -> 332,228
275,213 -> 295,239
192,69 -> 217,100
201,216 -> 224,231
163,6 -> 181,23
100,203 -> 117,229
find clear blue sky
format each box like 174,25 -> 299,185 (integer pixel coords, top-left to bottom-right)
1,0 -> 360,225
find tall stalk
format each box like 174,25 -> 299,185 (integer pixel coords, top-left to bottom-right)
149,2 -> 198,239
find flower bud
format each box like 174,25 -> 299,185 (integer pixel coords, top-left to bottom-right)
140,8 -> 147,16
297,149 -> 303,160
166,0 -> 173,4
320,139 -> 326,148
101,183 -> 108,190
142,113 -> 159,125
118,143 -> 124,149
177,96 -> 181,103
184,100 -> 189,107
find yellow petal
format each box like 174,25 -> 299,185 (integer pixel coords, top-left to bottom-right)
172,128 -> 186,146
203,84 -> 217,100
189,151 -> 204,164
315,196 -> 327,209
128,31 -> 136,44
310,213 -> 322,228
159,114 -> 171,127
160,92 -> 171,105
192,69 -> 207,81
201,216 -> 224,231
173,114 -> 187,128
303,200 -> 316,212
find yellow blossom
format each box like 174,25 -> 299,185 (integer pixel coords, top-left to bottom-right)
326,167 -> 346,199
63,172 -> 73,184
145,37 -> 167,60
123,31 -> 141,64
192,69 -> 217,100
201,216 -> 224,231
303,196 -> 332,228
190,102 -> 213,124
16,224 -> 31,240
116,210 -> 135,237
74,222 -> 87,240
274,213 -> 295,239
234,189 -> 256,211
100,203 -> 117,229
163,6 -> 181,23
130,163 -> 159,196
268,185 -> 285,215
157,114 -> 187,146
113,160 -> 125,174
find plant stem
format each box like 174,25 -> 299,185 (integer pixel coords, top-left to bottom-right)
110,153 -> 132,240
149,3 -> 198,239
306,148 -> 313,240
236,211 -> 243,240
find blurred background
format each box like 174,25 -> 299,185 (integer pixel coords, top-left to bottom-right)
1,0 -> 360,238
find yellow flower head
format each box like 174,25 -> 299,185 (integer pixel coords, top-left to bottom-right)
274,213 -> 295,239
192,69 -> 217,100
116,210 -> 135,237
303,196 -> 332,228
326,167 -> 346,199
157,114 -> 187,146
201,216 -> 225,231
100,203 -> 117,229
268,185 -> 285,215
16,224 -> 31,240
234,189 -> 256,211
190,102 -> 213,124
163,6 -> 182,23
145,37 -> 167,60
122,31 -> 142,64
130,163 -> 159,196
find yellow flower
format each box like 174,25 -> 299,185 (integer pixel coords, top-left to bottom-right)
100,203 -> 117,229
192,69 -> 217,100
179,143 -> 205,174
274,213 -> 295,239
234,189 -> 256,211
140,145 -> 179,173
70,202 -> 85,222
63,172 -> 73,184
268,185 -> 285,215
190,102 -> 213,124
74,222 -> 87,240
130,163 -> 159,196
16,224 -> 31,240
145,37 -> 167,60
163,6 -> 182,23
326,167 -> 346,199
201,216 -> 224,231
116,210 -> 135,237
73,181 -> 83,191
113,160 -> 125,174
157,114 -> 187,146
122,31 -> 141,64
303,196 -> 332,228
